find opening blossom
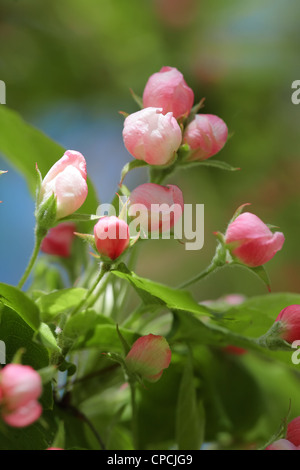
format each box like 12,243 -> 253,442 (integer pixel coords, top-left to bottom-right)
183,114 -> 228,161
39,150 -> 88,220
143,66 -> 194,119
0,364 -> 42,428
125,334 -> 172,383
41,222 -> 76,258
225,212 -> 285,267
129,183 -> 184,233
94,216 -> 130,261
122,107 -> 182,166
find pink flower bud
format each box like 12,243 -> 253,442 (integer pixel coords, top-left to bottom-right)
224,212 -> 285,267
0,364 -> 42,411
275,305 -> 300,343
122,107 -> 182,166
129,183 -> 184,233
125,334 -> 172,382
266,439 -> 299,450
287,417 -> 300,446
143,66 -> 194,119
223,345 -> 247,356
47,448 -> 64,450
183,114 -> 228,161
40,150 -> 88,220
94,216 -> 130,260
2,400 -> 42,428
41,222 -> 76,258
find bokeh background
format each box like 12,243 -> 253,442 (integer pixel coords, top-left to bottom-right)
0,0 -> 299,302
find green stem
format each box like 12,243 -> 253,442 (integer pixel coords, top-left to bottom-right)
130,381 -> 138,450
85,271 -> 111,310
177,262 -> 220,290
18,233 -> 43,288
71,263 -> 110,315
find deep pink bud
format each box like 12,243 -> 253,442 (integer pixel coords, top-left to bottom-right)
183,114 -> 228,161
122,107 -> 182,166
275,306 -> 300,343
143,66 -> 194,119
287,417 -> 300,446
41,222 -> 76,258
224,212 -> 285,267
266,439 -> 299,450
129,183 -> 184,233
125,334 -> 172,382
223,345 -> 247,356
2,400 -> 42,428
40,150 -> 88,219
0,364 -> 42,411
94,216 -> 130,260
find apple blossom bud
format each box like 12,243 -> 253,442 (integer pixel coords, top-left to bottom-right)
2,400 -> 42,428
266,439 -> 299,450
275,305 -> 300,344
287,417 -> 300,446
41,222 -> 76,258
0,364 -> 42,428
39,150 -> 88,220
143,66 -> 194,119
224,212 -> 285,267
94,216 -> 130,260
129,183 -> 184,233
122,107 -> 182,166
0,364 -> 42,410
125,334 -> 172,382
183,114 -> 228,161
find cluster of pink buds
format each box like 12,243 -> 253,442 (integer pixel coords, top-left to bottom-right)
122,66 -> 228,166
266,417 -> 300,450
0,364 -> 42,428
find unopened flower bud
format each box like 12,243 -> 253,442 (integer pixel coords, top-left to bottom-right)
39,150 -> 88,220
287,417 -> 300,447
275,305 -> 300,344
123,107 -> 182,166
183,114 -> 228,161
94,216 -> 130,260
41,222 -> 76,258
125,334 -> 171,382
129,183 -> 183,233
143,66 -> 194,119
225,212 -> 285,267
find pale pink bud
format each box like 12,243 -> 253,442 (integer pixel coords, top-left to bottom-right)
224,212 -> 285,267
0,364 -> 42,411
129,183 -> 184,233
275,305 -> 300,343
183,114 -> 228,161
143,66 -> 194,119
2,400 -> 42,428
266,439 -> 299,450
125,334 -> 172,382
41,222 -> 76,258
40,150 -> 88,220
94,216 -> 130,260
122,107 -> 182,166
287,417 -> 300,446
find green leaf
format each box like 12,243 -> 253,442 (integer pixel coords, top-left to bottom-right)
112,264 -> 211,317
36,288 -> 87,321
0,283 -> 40,330
0,106 -> 99,226
73,324 -> 138,353
63,310 -> 114,340
38,366 -> 57,385
38,323 -> 61,353
182,159 -> 240,172
176,357 -> 205,450
120,160 -> 148,185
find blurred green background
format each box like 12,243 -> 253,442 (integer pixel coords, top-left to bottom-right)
0,0 -> 299,301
